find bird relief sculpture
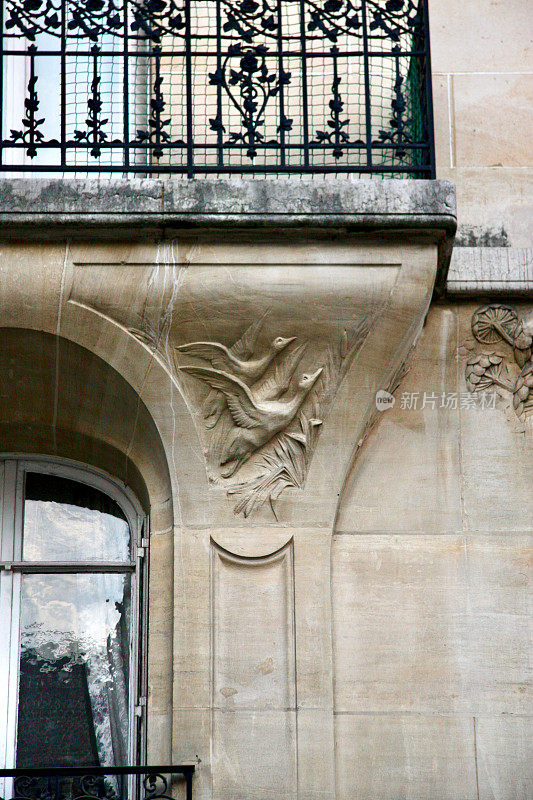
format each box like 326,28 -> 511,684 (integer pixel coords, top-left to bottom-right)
176,311 -> 377,517
465,304 -> 533,421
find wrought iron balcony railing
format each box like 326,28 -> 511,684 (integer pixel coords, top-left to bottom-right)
0,0 -> 435,177
0,767 -> 195,800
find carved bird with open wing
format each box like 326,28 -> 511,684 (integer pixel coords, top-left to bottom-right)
180,365 -> 323,476
176,313 -> 296,427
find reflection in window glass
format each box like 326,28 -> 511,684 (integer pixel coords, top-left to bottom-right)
23,473 -> 130,562
16,573 -> 131,768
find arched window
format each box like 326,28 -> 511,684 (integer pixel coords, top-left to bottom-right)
0,457 -> 147,770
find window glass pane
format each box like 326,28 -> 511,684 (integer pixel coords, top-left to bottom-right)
16,573 -> 132,768
23,473 -> 131,562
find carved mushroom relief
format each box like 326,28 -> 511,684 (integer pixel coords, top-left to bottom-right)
466,304 -> 533,421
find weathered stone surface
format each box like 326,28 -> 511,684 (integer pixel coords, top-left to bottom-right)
453,75 -> 533,169
432,74 -> 453,173
0,178 -> 457,293
0,177 -> 456,228
448,247 -> 533,295
430,0 -> 532,74
476,717 -> 533,800
212,709 -> 297,800
437,166 -> 532,250
336,305 -> 463,533
335,714 -> 478,800
430,0 -> 532,256
332,534 -> 531,716
0,243 -> 65,331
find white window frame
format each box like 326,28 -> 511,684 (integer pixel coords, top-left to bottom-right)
0,455 -> 148,774
1,36 -> 31,172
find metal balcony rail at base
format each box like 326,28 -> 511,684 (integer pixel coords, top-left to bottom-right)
0,766 -> 195,800
0,0 -> 435,177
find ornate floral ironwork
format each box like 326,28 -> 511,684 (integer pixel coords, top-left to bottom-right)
1,0 -> 434,175
306,0 -> 362,43
73,48 -> 110,158
133,46 -> 184,158
222,0 -> 278,43
4,0 -> 62,41
129,0 -> 186,44
7,46 -> 54,158
374,49 -> 414,158
366,0 -> 422,41
313,47 -> 362,159
209,43 -> 292,159
4,0 -> 123,42
67,0 -> 123,42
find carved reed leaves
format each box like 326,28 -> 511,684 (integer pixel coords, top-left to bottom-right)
228,410 -> 323,518
228,315 -> 376,517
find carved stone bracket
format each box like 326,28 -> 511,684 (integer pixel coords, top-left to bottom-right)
1,177 -> 456,530
63,236 -> 439,527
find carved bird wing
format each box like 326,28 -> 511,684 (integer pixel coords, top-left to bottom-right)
229,311 -> 268,360
253,343 -> 307,401
176,341 -> 233,371
180,366 -> 264,428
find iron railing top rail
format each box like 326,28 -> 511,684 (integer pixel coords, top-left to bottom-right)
0,0 -> 435,178
0,766 -> 195,777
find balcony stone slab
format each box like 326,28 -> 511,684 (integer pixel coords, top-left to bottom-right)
0,177 -> 456,292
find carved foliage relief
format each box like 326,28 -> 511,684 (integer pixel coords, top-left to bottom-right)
465,304 -> 533,421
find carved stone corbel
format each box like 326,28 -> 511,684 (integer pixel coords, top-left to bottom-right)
65,236 -> 444,527
0,177 -> 456,800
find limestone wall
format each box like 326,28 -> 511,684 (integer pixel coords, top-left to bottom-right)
334,301 -> 533,799
0,175 -> 530,797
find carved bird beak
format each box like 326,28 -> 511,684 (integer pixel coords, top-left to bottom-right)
309,367 -> 324,383
279,336 -> 297,347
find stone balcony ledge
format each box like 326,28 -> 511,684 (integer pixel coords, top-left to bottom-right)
0,176 -> 456,231
0,177 -> 456,290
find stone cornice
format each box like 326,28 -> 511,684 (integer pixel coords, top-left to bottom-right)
0,177 -> 457,291
0,177 -> 456,225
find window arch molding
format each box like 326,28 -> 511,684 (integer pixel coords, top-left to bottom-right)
1,453 -> 147,536
0,454 -> 148,770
